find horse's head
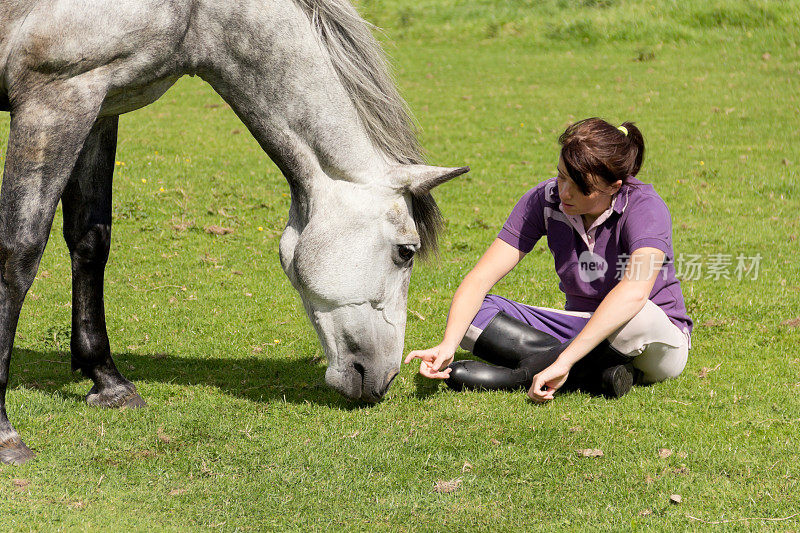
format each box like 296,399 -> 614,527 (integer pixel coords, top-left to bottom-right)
279,164 -> 468,402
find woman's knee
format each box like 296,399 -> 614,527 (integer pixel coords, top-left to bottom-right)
480,294 -> 507,313
609,301 -> 685,356
633,342 -> 689,384
471,295 -> 508,329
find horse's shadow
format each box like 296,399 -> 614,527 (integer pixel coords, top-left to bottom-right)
10,348 -> 368,409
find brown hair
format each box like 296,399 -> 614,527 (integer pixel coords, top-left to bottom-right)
558,118 -> 645,195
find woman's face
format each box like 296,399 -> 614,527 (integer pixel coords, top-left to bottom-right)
556,156 -> 621,219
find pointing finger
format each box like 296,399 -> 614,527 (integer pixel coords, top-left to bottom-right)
404,350 -> 434,364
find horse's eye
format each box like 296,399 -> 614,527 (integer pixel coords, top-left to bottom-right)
397,244 -> 416,263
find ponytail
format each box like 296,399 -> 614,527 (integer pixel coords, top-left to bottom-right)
618,121 -> 645,177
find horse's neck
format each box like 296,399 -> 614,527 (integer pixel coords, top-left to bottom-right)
192,0 -> 385,188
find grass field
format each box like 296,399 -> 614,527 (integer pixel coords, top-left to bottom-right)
1,0 -> 799,530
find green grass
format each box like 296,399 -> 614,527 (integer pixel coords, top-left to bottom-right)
1,0 -> 799,530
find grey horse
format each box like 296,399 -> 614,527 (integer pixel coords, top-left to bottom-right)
0,0 -> 468,464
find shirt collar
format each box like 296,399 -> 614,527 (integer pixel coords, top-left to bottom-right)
545,179 -> 559,203
613,184 -> 631,214
563,196 -> 616,235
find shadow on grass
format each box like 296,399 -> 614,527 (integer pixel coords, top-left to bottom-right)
9,348 -> 370,410
412,372 -> 443,399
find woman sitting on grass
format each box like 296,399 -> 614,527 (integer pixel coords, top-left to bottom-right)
405,118 -> 692,402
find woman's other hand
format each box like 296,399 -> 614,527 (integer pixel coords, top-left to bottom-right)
528,362 -> 571,403
404,345 -> 456,379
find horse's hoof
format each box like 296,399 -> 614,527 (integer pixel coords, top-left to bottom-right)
86,383 -> 147,409
0,436 -> 36,465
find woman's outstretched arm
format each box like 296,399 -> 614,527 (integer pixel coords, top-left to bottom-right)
528,246 -> 666,402
405,238 -> 526,379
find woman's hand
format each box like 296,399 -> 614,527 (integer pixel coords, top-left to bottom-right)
404,344 -> 456,379
528,361 -> 572,403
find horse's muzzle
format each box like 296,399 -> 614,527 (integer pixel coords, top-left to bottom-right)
326,362 -> 400,402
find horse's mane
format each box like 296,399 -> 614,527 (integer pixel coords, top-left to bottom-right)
294,0 -> 443,258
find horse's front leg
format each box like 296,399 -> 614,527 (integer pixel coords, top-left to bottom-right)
61,116 -> 145,409
0,92 -> 103,464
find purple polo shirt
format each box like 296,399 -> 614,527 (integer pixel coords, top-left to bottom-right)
498,177 -> 693,336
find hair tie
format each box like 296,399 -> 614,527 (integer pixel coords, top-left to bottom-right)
617,125 -> 628,136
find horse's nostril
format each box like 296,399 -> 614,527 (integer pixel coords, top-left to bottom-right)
352,361 -> 366,383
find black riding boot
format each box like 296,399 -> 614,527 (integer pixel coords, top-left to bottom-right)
446,313 -> 564,391
471,311 -> 562,367
566,340 -> 641,398
447,327 -> 638,398
444,346 -> 563,391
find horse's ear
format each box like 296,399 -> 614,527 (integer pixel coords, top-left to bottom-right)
390,165 -> 470,195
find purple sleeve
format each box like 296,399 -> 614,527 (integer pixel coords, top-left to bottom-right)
620,193 -> 673,256
498,184 -> 547,253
